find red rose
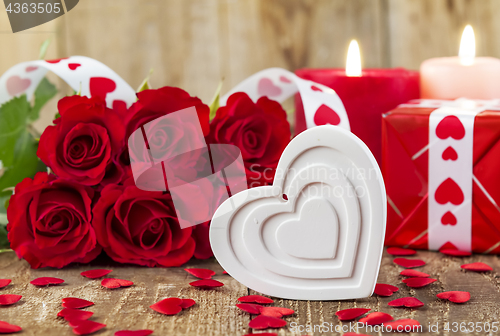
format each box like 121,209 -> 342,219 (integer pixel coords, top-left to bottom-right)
7,172 -> 100,269
92,183 -> 195,267
37,95 -> 125,186
209,92 -> 291,187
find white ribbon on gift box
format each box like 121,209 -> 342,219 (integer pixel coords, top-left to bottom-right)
394,98 -> 500,252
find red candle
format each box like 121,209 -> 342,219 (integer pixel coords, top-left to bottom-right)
295,41 -> 420,163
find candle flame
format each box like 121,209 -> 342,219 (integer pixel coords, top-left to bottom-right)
459,25 -> 475,66
346,40 -> 362,77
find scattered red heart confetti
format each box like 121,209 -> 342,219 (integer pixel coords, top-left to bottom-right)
343,333 -> 370,336
238,295 -> 274,304
0,294 -> 22,306
222,271 -> 228,275
30,277 -> 64,286
0,321 -> 22,334
0,280 -> 11,289
80,269 -> 112,279
400,269 -> 430,278
62,298 -> 94,309
115,331 -> 153,336
440,249 -> 471,257
101,278 -> 134,289
184,268 -> 216,279
387,247 -> 416,256
374,284 -> 399,297
393,258 -> 426,268
359,312 -> 393,326
150,298 -> 189,315
189,279 -> 224,289
242,333 -> 277,336
57,308 -> 94,321
335,308 -> 371,321
383,319 -> 421,331
461,262 -> 492,272
70,320 -> 106,335
260,306 -> 295,318
180,299 -> 196,309
437,291 -> 470,303
248,315 -> 287,330
236,303 -> 262,314
403,278 -> 437,288
388,297 -> 424,308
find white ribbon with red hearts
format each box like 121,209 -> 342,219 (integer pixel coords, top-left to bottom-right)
221,68 -> 350,131
0,56 -> 136,108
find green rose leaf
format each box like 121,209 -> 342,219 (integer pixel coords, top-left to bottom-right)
209,80 -> 224,121
30,77 -> 57,122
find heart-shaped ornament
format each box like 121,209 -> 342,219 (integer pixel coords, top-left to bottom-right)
210,125 -> 386,300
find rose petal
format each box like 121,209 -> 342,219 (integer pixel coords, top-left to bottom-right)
0,280 -> 11,289
248,315 -> 287,330
440,249 -> 471,257
383,319 -> 421,331
400,269 -> 430,278
115,331 -> 154,336
71,320 -> 106,335
150,298 -> 183,315
359,312 -> 393,326
260,306 -> 294,318
387,247 -> 416,256
461,262 -> 493,272
0,321 -> 22,334
388,297 -> 424,308
335,308 -> 371,321
437,291 -> 470,303
101,278 -> 134,289
180,298 -> 196,309
81,269 -> 112,279
184,268 -> 216,280
402,278 -> 437,288
189,279 -> 224,289
62,298 -> 94,309
374,284 -> 399,297
238,295 -> 274,304
236,303 -> 262,315
393,258 -> 426,268
57,308 -> 94,321
0,295 -> 22,306
30,277 -> 65,286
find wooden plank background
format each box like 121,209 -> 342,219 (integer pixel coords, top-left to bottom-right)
2,0 -> 500,130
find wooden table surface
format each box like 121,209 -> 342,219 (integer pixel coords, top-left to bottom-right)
1,248 -> 499,336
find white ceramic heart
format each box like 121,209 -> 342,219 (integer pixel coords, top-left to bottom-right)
209,125 -> 386,300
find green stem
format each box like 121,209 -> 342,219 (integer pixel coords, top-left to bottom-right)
0,249 -> 13,253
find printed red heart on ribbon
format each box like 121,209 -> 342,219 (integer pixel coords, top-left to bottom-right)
442,146 -> 458,161
314,104 -> 341,126
311,85 -> 322,92
279,76 -> 292,84
68,63 -> 82,70
257,78 -> 282,97
435,115 -> 465,140
441,211 -> 457,225
89,77 -> 117,100
25,66 -> 38,72
6,75 -> 31,96
434,178 -> 464,205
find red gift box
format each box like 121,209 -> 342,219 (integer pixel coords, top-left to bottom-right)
382,100 -> 500,254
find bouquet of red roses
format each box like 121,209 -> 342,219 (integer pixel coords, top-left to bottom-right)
5,87 -> 291,269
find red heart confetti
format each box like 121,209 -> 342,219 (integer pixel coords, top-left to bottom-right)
400,269 -> 430,278
0,280 -> 11,289
236,303 -> 262,314
436,115 -> 465,140
314,104 -> 341,126
184,268 -> 216,279
383,319 -> 421,331
437,291 -> 470,303
393,258 -> 426,268
387,247 -> 416,256
150,298 -> 195,315
242,333 -> 277,336
189,279 -> 224,289
343,333 -> 370,336
311,85 -> 323,92
260,306 -> 294,318
81,269 -> 112,279
461,262 -> 492,272
359,312 -> 393,326
388,297 -> 424,308
403,278 -> 437,288
6,75 -> 31,96
71,320 -> 106,335
440,249 -> 471,257
0,321 -> 22,334
222,271 -> 228,275
335,308 -> 371,321
62,298 -> 94,309
57,308 -> 94,322
248,315 -> 287,330
434,178 -> 464,205
441,211 -> 457,225
374,284 -> 399,297
115,331 -> 154,336
442,146 -> 458,161
238,295 -> 274,304
101,278 -> 134,289
0,294 -> 22,306
180,299 -> 196,309
68,63 -> 81,70
30,277 -> 65,286
257,78 -> 282,97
